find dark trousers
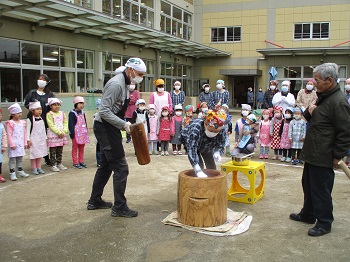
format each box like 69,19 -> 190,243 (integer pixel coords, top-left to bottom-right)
282,149 -> 291,158
299,162 -> 334,230
291,148 -> 302,160
89,120 -> 129,211
96,142 -> 101,165
49,146 -> 63,166
198,150 -> 216,170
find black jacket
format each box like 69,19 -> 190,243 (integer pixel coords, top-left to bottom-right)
301,85 -> 350,168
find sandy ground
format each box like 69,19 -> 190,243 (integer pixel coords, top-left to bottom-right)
1,114 -> 350,262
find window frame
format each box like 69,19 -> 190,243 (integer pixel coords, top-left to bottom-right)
294,22 -> 330,40
210,26 -> 242,43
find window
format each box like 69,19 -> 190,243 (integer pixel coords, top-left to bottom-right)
0,38 -> 20,63
294,22 -> 329,39
211,27 -> 241,42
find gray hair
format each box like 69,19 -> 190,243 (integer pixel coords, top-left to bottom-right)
313,63 -> 339,82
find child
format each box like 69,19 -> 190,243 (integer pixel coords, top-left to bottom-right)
279,108 -> 293,162
197,102 -> 209,119
270,106 -> 284,160
7,103 -> 29,181
131,99 -> 149,136
157,106 -> 173,156
46,98 -> 68,172
69,96 -> 90,169
233,113 -> 258,155
171,104 -> 183,155
26,101 -> 47,175
94,99 -> 101,167
258,109 -> 271,159
147,104 -> 158,155
288,107 -> 306,165
182,105 -> 194,127
0,109 -> 7,183
221,104 -> 232,156
234,104 -> 251,143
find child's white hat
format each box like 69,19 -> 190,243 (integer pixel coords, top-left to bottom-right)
136,99 -> 146,106
46,97 -> 62,106
148,104 -> 155,110
8,103 -> 22,115
29,101 -> 41,110
174,104 -> 183,110
241,104 -> 251,111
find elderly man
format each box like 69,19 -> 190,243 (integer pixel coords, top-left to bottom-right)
180,109 -> 227,178
87,58 -> 147,218
290,63 -> 350,236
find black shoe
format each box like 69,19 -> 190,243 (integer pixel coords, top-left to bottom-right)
80,162 -> 87,168
308,227 -> 331,237
87,199 -> 113,210
289,213 -> 315,224
111,208 -> 138,217
126,138 -> 131,143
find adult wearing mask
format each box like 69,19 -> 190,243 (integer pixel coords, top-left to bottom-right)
199,84 -> 211,103
24,73 -> 54,166
256,88 -> 264,109
263,80 -> 279,109
149,79 -> 172,117
296,78 -> 317,112
209,80 -> 230,109
170,81 -> 185,113
272,80 -> 295,114
124,82 -> 140,143
87,57 -> 147,218
180,109 -> 227,178
344,78 -> 350,100
290,63 -> 350,236
247,87 -> 254,109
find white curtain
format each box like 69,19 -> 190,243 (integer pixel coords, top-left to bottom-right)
64,49 -> 75,92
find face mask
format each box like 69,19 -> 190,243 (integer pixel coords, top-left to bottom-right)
202,108 -> 208,113
175,86 -> 181,90
270,86 -> 276,90
242,111 -> 249,117
294,115 -> 301,120
157,87 -> 164,93
306,84 -> 314,91
205,129 -> 218,138
37,80 -> 47,88
175,111 -> 182,116
285,114 -> 291,119
248,89 -> 252,92
128,85 -> 136,91
162,112 -> 169,117
345,85 -> 350,91
263,115 -> 269,120
281,86 -> 289,93
216,84 -> 223,89
139,106 -> 145,111
204,87 -> 210,92
275,113 -> 281,118
131,69 -> 143,84
259,89 -> 262,92
149,109 -> 155,114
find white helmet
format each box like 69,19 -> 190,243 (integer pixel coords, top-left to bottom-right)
247,114 -> 257,123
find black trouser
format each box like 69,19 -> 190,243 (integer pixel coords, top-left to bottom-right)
125,118 -> 132,141
198,150 -> 216,170
89,120 -> 129,211
282,149 -> 291,158
299,162 -> 334,230
291,148 -> 302,159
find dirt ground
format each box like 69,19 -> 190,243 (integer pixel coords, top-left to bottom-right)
1,114 -> 350,262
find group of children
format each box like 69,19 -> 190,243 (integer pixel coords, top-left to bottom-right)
129,99 -> 233,157
234,104 -> 306,165
0,96 -> 90,183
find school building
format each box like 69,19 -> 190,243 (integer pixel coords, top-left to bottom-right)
0,0 -> 349,115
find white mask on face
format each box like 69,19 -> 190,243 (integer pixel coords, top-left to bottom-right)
275,113 -> 281,118
149,109 -> 155,114
205,129 -> 218,138
306,84 -> 314,91
157,87 -> 164,93
281,86 -> 289,93
175,111 -> 182,116
37,80 -> 47,88
294,115 -> 301,120
204,87 -> 210,92
162,111 -> 169,117
131,69 -> 143,84
175,86 -> 181,90
216,84 -> 223,89
263,115 -> 269,120
128,85 -> 136,91
202,108 -> 208,113
270,86 -> 276,90
345,85 -> 350,91
139,106 -> 145,111
242,110 -> 249,117
285,114 -> 291,119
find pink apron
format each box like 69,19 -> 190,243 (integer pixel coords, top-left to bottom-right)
8,120 -> 26,158
30,117 -> 48,159
47,111 -> 68,147
73,111 -> 90,145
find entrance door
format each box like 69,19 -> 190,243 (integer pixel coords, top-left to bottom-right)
233,76 -> 254,107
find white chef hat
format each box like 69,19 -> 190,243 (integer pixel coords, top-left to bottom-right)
136,99 -> 146,106
241,104 -> 251,111
29,101 -> 41,110
46,97 -> 62,106
8,103 -> 22,115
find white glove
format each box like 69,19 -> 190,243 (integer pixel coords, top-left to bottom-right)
124,122 -> 131,134
194,164 -> 208,178
213,151 -> 222,163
